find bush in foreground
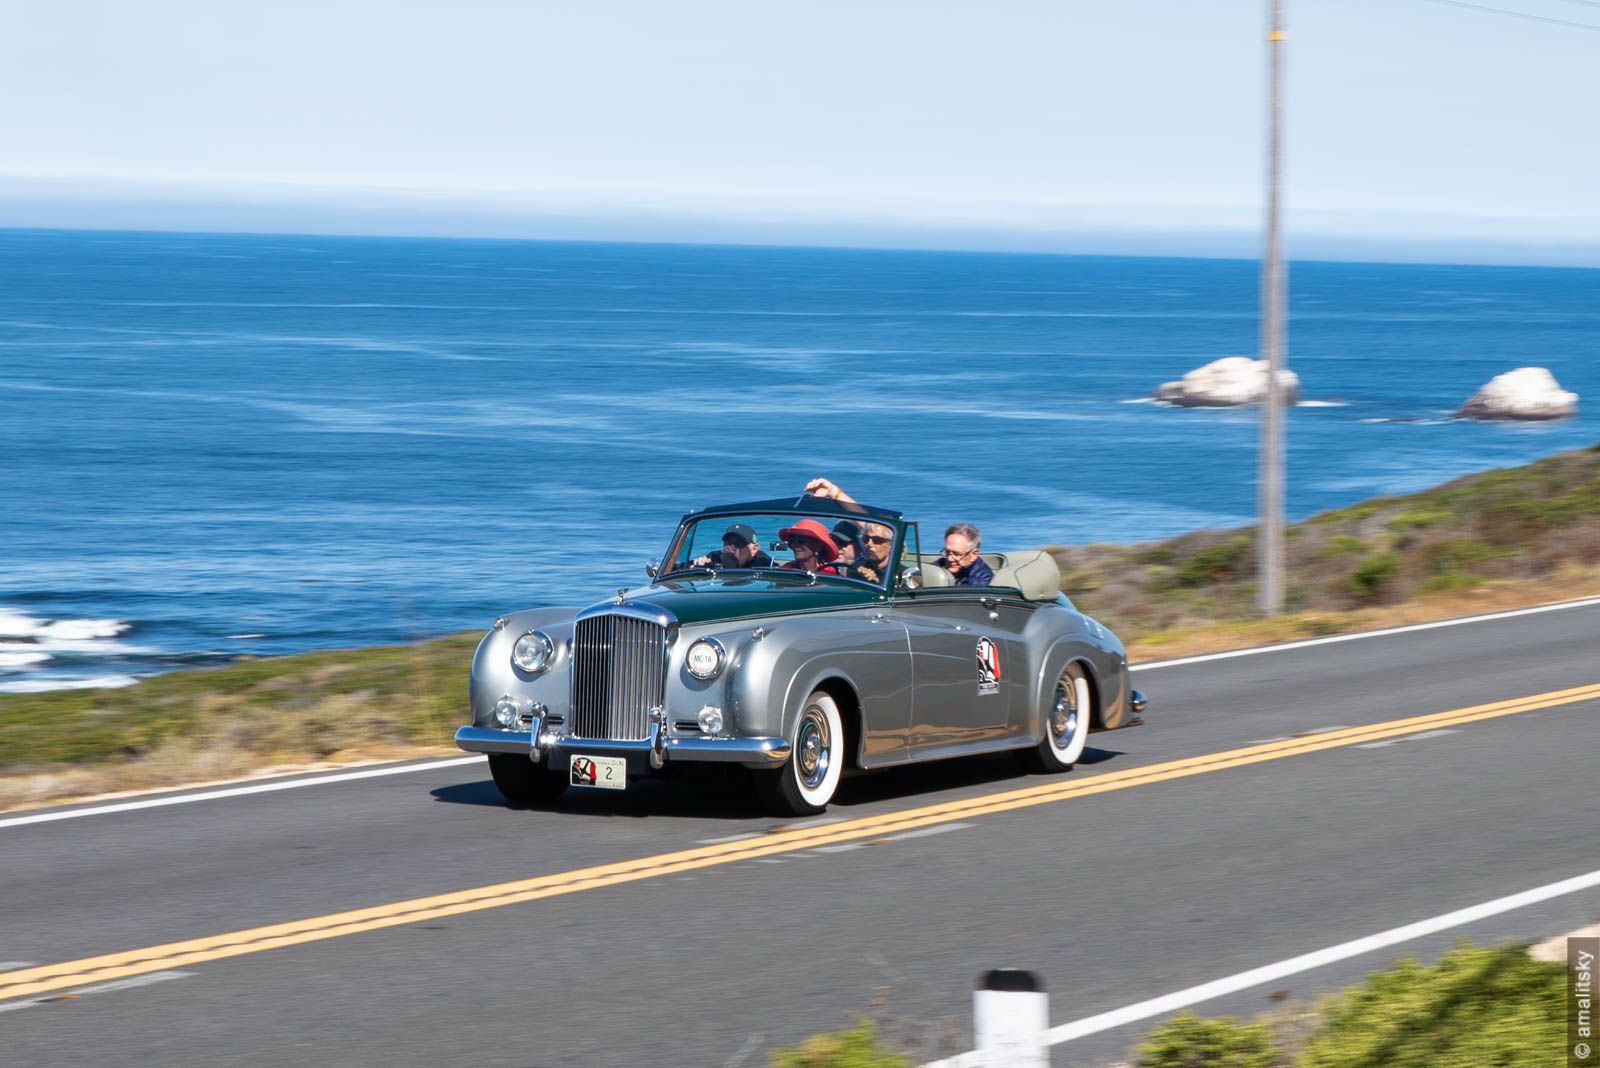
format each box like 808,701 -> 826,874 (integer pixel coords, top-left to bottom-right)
1297,943 -> 1563,1068
767,1019 -> 910,1068
1135,1010 -> 1281,1068
1134,943 -> 1564,1068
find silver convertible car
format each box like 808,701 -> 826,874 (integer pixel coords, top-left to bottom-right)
455,496 -> 1147,816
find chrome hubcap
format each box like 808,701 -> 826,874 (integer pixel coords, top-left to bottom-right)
795,707 -> 831,789
1052,680 -> 1080,750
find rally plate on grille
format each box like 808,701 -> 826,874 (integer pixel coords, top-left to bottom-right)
569,755 -> 627,790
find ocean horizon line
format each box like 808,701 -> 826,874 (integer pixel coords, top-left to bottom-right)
6,223 -> 1600,275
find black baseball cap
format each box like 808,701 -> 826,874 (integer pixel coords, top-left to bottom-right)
830,520 -> 862,547
722,523 -> 757,546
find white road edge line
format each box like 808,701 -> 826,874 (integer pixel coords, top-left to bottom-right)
0,970 -> 193,1014
923,864 -> 1600,1067
1355,728 -> 1462,750
1132,595 -> 1600,671
0,757 -> 481,830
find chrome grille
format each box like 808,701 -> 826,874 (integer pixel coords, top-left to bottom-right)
570,614 -> 668,740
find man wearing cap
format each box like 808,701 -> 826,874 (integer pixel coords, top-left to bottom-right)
692,523 -> 773,570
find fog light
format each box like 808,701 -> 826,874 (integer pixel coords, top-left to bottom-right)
697,705 -> 724,735
494,696 -> 520,727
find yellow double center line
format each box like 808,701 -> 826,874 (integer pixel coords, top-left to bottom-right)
3,681 -> 1597,1003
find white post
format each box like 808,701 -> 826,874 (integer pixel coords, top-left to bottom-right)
972,969 -> 1048,1067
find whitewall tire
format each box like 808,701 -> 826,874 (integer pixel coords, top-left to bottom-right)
1023,662 -> 1091,773
755,689 -> 844,816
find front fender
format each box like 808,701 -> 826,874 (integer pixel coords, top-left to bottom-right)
727,611 -> 910,762
468,607 -> 581,726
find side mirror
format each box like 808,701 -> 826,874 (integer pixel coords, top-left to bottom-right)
645,560 -> 659,579
898,566 -> 923,591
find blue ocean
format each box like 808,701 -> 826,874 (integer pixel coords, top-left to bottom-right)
2,229 -> 1596,693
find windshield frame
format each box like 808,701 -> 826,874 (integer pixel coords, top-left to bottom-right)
659,507 -> 906,592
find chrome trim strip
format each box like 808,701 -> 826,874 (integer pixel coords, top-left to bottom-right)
575,600 -> 677,628
551,735 -> 792,765
455,725 -> 535,755
455,725 -> 792,766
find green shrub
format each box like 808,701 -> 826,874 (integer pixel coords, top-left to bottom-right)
1317,535 -> 1368,560
1176,536 -> 1253,587
1347,553 -> 1400,601
1387,509 -> 1451,532
1298,943 -> 1564,1068
1420,572 -> 1482,594
768,1021 -> 910,1068
1135,1010 -> 1280,1068
1422,538 -> 1501,575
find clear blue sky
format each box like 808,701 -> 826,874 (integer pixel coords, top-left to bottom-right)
3,0 -> 1598,262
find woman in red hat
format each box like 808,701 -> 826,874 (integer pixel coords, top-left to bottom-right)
777,519 -> 841,575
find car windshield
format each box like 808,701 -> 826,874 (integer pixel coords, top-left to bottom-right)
664,512 -> 897,587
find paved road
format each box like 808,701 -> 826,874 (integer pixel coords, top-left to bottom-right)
4,603 -> 1598,1066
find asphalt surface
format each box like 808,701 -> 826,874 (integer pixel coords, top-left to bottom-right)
3,602 -> 1598,1067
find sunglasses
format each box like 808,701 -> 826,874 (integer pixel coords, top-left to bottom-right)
864,535 -> 892,545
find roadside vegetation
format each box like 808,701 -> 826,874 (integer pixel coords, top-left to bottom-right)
1055,441 -> 1600,658
0,634 -> 478,810
769,942 -> 1566,1067
3,443 -> 1598,809
1135,942 -> 1565,1068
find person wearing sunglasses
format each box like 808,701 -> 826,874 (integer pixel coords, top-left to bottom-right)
937,523 -> 993,586
776,519 -> 842,575
805,476 -> 988,585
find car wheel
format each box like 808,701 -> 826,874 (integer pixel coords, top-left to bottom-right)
487,754 -> 568,805
1022,662 -> 1091,773
754,690 -> 844,816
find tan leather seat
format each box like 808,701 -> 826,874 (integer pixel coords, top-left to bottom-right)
909,550 -> 1058,600
989,549 -> 1061,602
915,555 -> 955,587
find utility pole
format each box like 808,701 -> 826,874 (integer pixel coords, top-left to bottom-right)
1258,0 -> 1287,615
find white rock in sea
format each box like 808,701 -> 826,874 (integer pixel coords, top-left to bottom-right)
1153,356 -> 1301,407
1456,367 -> 1578,421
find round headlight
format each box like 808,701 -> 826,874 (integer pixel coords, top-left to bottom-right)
685,637 -> 725,680
511,630 -> 554,674
494,696 -> 520,727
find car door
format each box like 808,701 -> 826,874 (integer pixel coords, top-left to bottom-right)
892,586 -> 1027,755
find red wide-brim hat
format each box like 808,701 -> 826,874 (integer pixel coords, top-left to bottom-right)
778,519 -> 840,563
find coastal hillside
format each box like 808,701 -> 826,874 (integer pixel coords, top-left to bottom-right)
3,443 -> 1599,808
1052,441 -> 1600,648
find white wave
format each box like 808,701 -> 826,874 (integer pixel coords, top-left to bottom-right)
39,618 -> 131,641
227,633 -> 267,640
0,651 -> 51,670
0,609 -> 131,642
0,609 -> 42,638
1119,397 -> 1163,405
1359,417 -> 1449,426
0,674 -> 139,694
1297,400 -> 1350,408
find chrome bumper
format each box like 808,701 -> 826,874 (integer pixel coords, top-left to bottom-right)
453,724 -> 792,767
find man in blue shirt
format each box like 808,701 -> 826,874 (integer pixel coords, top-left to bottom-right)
803,477 -> 993,586
939,523 -> 994,586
